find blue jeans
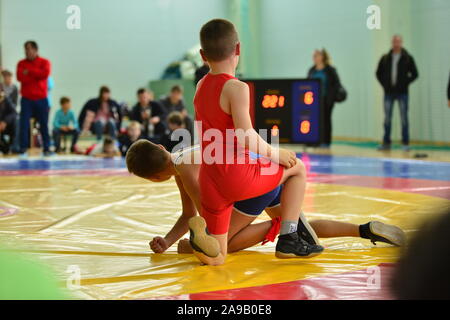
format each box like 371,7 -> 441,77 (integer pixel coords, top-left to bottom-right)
19,97 -> 50,152
93,119 -> 117,140
383,93 -> 409,145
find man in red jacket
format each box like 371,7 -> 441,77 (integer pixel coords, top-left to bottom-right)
16,41 -> 51,155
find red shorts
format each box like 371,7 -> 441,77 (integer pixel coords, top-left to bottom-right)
199,157 -> 284,235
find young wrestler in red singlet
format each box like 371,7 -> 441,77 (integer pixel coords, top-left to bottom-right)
189,19 -> 324,265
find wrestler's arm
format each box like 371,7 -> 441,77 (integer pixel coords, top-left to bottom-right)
225,80 -> 296,168
150,174 -> 197,253
178,162 -> 226,265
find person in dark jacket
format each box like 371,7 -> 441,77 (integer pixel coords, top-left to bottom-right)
195,63 -> 210,85
0,86 -> 17,154
78,86 -> 122,140
307,49 -> 342,147
1,70 -> 20,153
160,111 -> 190,152
118,121 -> 147,157
159,85 -> 194,142
129,88 -> 166,141
376,35 -> 418,151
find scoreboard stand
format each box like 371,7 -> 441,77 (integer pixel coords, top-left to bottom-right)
243,79 -> 323,146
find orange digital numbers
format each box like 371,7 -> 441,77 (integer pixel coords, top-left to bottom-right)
303,91 -> 314,105
262,95 -> 285,108
271,125 -> 279,136
300,120 -> 311,134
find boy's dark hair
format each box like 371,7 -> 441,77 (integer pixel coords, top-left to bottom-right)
126,139 -> 169,178
99,86 -> 110,99
137,88 -> 147,95
24,40 -> 38,50
1,70 -> 12,77
103,137 -> 114,146
60,96 -> 70,105
171,85 -> 183,93
200,19 -> 238,62
167,111 -> 184,127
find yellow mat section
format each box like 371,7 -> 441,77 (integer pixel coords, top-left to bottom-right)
0,175 -> 448,299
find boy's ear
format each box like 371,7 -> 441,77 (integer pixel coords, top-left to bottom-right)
199,49 -> 207,63
157,144 -> 167,151
235,42 -> 241,56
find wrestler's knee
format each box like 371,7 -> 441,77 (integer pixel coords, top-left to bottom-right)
292,158 -> 306,177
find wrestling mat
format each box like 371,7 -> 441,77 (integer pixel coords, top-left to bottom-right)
0,152 -> 449,299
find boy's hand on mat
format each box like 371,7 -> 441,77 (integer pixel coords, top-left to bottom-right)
275,148 -> 297,168
150,236 -> 169,253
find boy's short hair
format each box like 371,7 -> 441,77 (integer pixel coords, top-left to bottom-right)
1,70 -> 12,77
103,137 -> 115,146
167,111 -> 184,127
128,121 -> 141,130
137,88 -> 147,95
99,86 -> 110,98
24,40 -> 38,50
170,85 -> 183,93
200,19 -> 239,62
60,96 -> 70,105
126,139 -> 169,178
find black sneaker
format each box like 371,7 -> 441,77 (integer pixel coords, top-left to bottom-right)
365,221 -> 406,246
297,213 -> 319,245
275,232 -> 324,259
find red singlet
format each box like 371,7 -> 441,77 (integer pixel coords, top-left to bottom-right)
194,73 -> 284,235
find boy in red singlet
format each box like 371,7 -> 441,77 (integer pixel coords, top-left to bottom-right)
189,19 -> 323,265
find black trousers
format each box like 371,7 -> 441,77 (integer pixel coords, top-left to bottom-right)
322,101 -> 335,145
0,120 -> 16,154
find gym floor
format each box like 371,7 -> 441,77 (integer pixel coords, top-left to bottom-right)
0,144 -> 449,299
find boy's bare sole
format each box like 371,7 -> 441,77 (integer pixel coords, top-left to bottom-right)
189,216 -> 220,258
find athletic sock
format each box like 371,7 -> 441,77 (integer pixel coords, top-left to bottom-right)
359,222 -> 371,239
280,220 -> 298,235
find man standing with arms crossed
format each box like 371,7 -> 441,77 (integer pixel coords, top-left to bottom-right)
16,41 -> 52,156
376,35 -> 418,152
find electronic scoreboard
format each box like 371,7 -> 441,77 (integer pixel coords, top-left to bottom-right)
243,79 -> 322,145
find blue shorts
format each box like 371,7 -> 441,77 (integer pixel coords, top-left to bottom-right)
233,186 -> 282,217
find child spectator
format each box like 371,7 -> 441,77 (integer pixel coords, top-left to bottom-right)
0,85 -> 17,154
161,111 -> 189,152
85,137 -> 120,158
52,97 -> 79,153
1,70 -> 19,109
118,121 -> 145,156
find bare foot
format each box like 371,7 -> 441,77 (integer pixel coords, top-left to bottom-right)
193,250 -> 225,266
